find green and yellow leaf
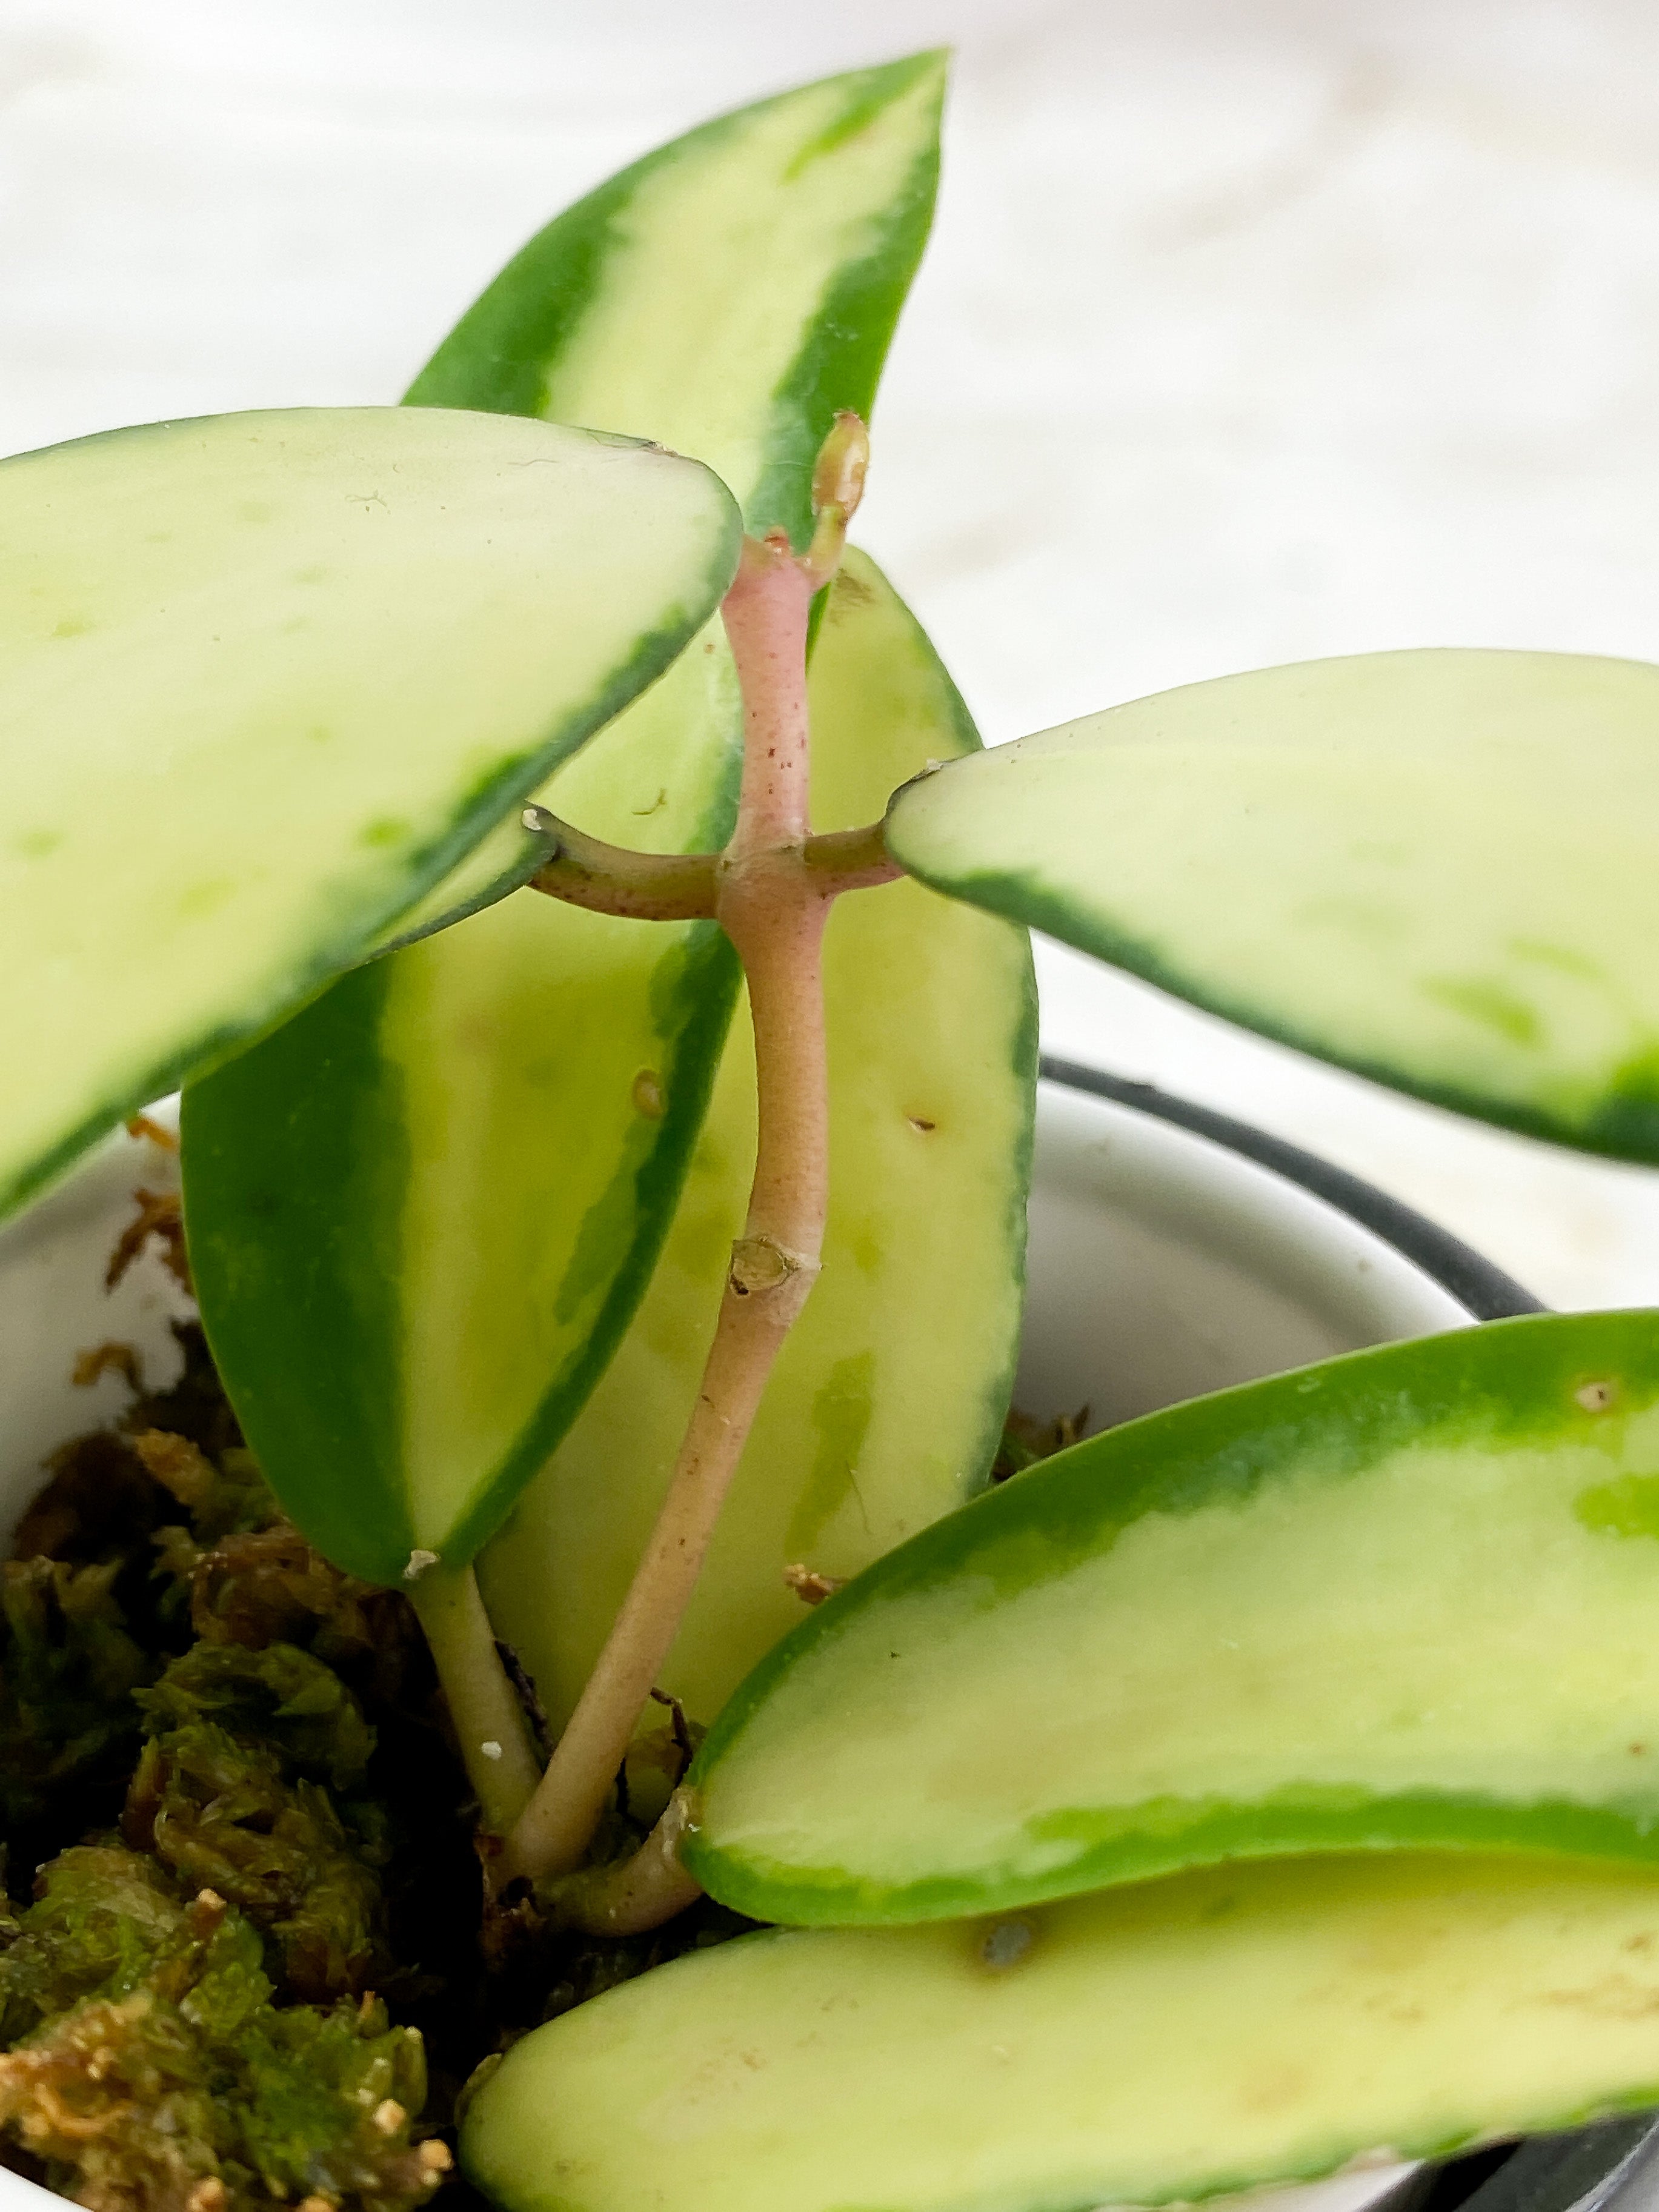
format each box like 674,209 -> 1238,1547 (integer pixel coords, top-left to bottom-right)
888,649 -> 1659,1163
687,1309 -> 1659,1925
0,407 -> 735,1223
464,1850 -> 1659,2212
399,46 -> 948,936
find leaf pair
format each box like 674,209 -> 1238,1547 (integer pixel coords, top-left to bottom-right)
465,1301 -> 1659,2212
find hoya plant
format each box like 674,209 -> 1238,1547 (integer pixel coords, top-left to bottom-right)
6,47 -> 1659,2212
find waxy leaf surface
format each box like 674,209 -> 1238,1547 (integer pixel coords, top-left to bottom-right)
397,46 -> 946,936
688,1309 -> 1659,1924
0,407 -> 736,1223
183,58 -> 945,1586
465,1852 -> 1659,2212
888,650 -> 1659,1162
478,551 -> 1036,1733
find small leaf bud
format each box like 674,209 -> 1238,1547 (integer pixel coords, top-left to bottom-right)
811,411 -> 869,521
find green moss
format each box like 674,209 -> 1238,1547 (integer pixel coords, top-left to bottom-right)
0,1861 -> 436,2212
136,1641 -> 377,1793
0,1559 -> 155,1846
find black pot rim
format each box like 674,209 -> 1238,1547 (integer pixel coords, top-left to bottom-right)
1040,1056 -> 1544,1324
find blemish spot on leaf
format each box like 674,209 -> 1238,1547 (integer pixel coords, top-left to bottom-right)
848,1218 -> 883,1274
292,565 -> 329,585
15,829 -> 61,859
1575,1473 -> 1659,1540
1420,975 -> 1541,1048
906,1114 -> 937,1133
358,817 -> 410,850
829,568 -> 876,610
632,1069 -> 665,1119
977,1918 -> 1034,1972
51,616 -> 91,640
783,1562 -> 845,1606
1577,1379 -> 1618,1413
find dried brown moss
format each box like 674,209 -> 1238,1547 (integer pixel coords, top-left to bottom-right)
991,1401 -> 1090,1481
0,1326 -> 479,2212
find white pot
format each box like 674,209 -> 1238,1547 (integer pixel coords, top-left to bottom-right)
1019,1060 -> 1535,1432
0,1069 -> 1538,2212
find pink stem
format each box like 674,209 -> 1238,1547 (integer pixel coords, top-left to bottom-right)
500,543 -> 833,1887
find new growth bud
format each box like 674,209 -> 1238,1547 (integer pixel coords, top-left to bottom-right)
804,412 -> 870,583
811,411 -> 869,519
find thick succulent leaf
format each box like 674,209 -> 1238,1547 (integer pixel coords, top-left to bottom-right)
397,46 -> 946,937
886,649 -> 1659,1164
182,61 -> 946,1587
0,406 -> 736,1224
181,659 -> 740,1588
477,550 -> 1036,1733
464,1852 -> 1659,2212
687,1309 -> 1659,1925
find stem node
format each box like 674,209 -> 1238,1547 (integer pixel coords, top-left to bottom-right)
728,1234 -> 815,1298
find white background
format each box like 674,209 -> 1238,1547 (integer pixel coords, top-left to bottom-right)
4,0 -> 1657,1309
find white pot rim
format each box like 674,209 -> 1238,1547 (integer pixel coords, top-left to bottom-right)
1040,1055 -> 1542,1325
